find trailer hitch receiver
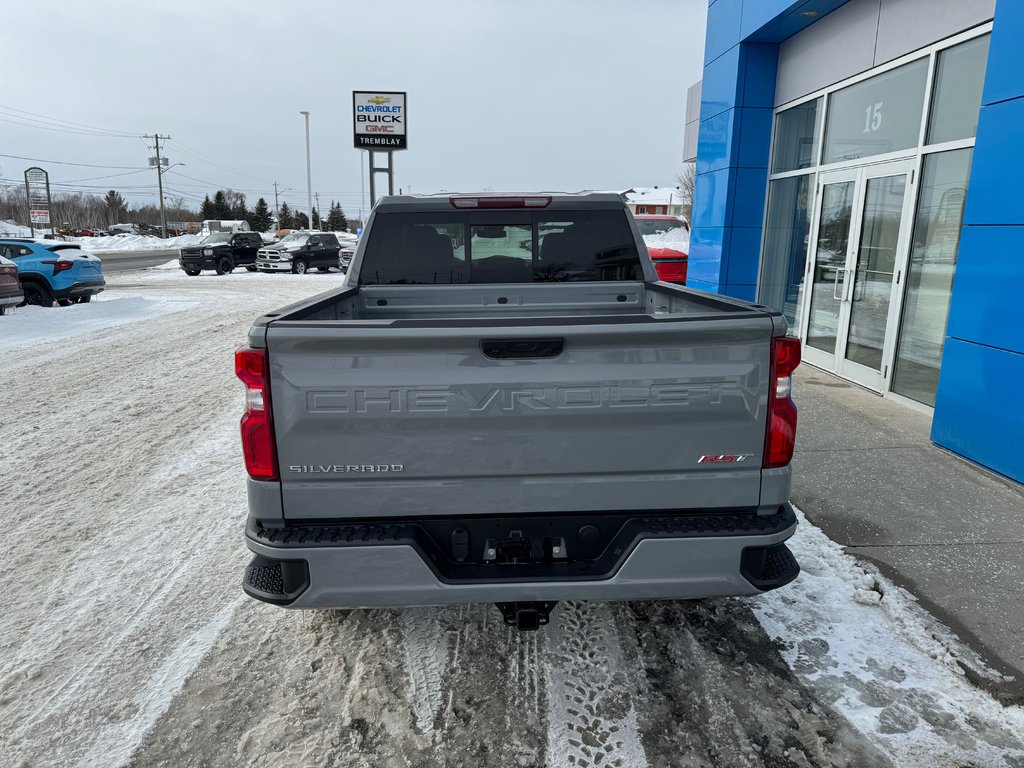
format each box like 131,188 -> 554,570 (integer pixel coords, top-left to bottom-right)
495,601 -> 558,631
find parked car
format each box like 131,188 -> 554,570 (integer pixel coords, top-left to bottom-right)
634,214 -> 690,285
178,231 -> 263,275
0,240 -> 105,307
236,193 -> 801,630
0,254 -> 23,315
338,239 -> 358,271
256,232 -> 341,274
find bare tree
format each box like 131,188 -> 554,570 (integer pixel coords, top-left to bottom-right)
675,163 -> 696,222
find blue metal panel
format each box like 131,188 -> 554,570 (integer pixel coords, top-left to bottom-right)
982,0 -> 1024,105
723,283 -> 757,302
731,169 -> 768,228
743,0 -> 852,42
741,44 -> 779,108
700,45 -> 743,121
962,99 -> 1024,226
726,227 -> 762,284
946,225 -> 1024,355
685,278 -> 720,294
696,109 -> 738,175
693,168 -> 734,230
705,0 -> 743,65
932,338 -> 1024,483
687,226 -> 730,287
738,107 -> 774,167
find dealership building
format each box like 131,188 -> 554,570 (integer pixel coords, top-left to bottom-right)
684,0 -> 1023,483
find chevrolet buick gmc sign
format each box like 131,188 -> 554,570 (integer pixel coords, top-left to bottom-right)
353,91 -> 407,150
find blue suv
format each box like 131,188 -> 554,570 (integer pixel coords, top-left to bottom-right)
0,240 -> 105,307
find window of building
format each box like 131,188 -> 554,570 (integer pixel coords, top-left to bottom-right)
891,148 -> 974,406
772,98 -> 822,173
927,35 -> 991,145
758,174 -> 813,332
636,206 -> 646,214
823,58 -> 929,164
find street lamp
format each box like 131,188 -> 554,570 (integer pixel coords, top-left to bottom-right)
300,111 -> 312,230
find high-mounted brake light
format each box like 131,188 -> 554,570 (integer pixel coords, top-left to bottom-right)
235,346 -> 279,481
41,259 -> 74,275
449,195 -> 552,209
764,336 -> 801,469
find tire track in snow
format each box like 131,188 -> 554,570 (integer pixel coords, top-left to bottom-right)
544,600 -> 648,768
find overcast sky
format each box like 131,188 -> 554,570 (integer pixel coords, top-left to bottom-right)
1,0 -> 706,217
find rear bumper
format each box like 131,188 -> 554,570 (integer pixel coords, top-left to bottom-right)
52,280 -> 105,300
243,506 -> 799,608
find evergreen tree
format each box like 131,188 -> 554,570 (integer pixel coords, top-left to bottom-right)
252,198 -> 272,232
311,207 -> 321,230
200,194 -> 215,220
104,190 -> 126,226
278,201 -> 293,229
230,193 -> 248,222
326,201 -> 348,232
212,190 -> 232,219
294,211 -> 309,229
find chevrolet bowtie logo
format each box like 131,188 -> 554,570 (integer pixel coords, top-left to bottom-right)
368,96 -> 391,105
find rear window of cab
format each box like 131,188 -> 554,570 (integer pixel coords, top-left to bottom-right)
358,211 -> 642,285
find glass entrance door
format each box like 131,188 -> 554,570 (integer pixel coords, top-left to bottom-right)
800,160 -> 916,391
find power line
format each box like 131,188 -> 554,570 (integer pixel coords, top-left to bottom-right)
0,152 -> 146,170
0,103 -> 141,137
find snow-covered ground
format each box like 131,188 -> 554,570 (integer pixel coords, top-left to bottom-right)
1,267 -> 1022,767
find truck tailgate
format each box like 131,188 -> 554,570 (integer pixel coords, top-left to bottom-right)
266,318 -> 774,520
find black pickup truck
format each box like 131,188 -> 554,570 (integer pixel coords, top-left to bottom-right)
179,231 -> 263,275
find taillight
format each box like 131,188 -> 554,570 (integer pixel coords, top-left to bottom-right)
449,195 -> 552,209
41,259 -> 74,275
764,336 -> 801,469
235,346 -> 279,481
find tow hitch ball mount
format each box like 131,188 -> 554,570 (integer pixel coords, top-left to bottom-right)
495,601 -> 558,631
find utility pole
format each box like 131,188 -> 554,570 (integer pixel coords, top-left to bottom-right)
273,181 -> 280,224
145,133 -> 171,238
300,111 -> 312,233
314,192 -> 320,229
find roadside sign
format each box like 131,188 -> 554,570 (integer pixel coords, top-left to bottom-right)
24,166 -> 54,236
352,91 -> 407,150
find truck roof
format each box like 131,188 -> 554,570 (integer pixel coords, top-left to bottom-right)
373,192 -> 627,212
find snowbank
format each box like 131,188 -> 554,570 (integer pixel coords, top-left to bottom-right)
73,233 -> 202,251
0,294 -> 195,353
754,507 -> 1024,766
0,219 -> 34,238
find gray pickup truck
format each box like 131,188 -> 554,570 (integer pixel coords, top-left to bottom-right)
236,193 -> 801,629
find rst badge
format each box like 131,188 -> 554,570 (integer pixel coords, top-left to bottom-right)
697,454 -> 753,464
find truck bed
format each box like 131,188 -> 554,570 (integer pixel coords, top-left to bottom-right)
252,281 -> 767,327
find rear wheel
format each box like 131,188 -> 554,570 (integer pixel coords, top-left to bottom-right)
292,258 -> 309,275
215,256 -> 234,275
57,299 -> 73,307
21,283 -> 54,308
316,266 -> 331,273
184,268 -> 201,276
245,265 -> 258,272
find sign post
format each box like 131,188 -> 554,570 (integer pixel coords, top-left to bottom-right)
24,167 -> 54,238
352,91 -> 407,210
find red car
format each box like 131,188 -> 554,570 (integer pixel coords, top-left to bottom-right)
634,215 -> 689,284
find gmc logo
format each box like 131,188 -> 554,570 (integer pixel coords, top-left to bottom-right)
698,454 -> 753,464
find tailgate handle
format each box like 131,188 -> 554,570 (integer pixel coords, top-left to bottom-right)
481,337 -> 564,359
